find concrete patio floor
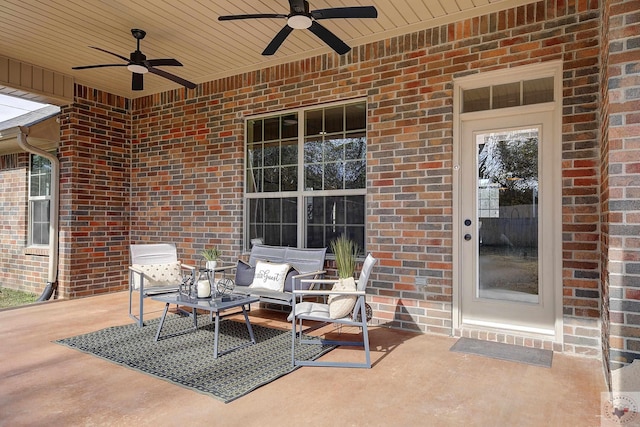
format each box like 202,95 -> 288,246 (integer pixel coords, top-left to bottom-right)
0,291 -> 606,426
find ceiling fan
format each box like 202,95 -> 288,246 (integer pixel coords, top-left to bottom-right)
72,29 -> 196,91
218,0 -> 378,56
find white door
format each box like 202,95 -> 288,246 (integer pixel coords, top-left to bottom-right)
458,108 -> 559,336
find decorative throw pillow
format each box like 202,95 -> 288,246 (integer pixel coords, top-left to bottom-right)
283,268 -> 301,292
234,260 -> 256,287
250,261 -> 290,292
328,277 -> 357,319
131,262 -> 182,289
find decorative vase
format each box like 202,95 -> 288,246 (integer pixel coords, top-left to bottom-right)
339,276 -> 356,289
206,260 -> 218,270
197,279 -> 211,298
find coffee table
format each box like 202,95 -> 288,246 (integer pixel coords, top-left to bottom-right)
150,293 -> 259,358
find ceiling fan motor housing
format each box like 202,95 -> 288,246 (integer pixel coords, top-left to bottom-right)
128,50 -> 148,74
288,0 -> 312,29
292,0 -> 309,14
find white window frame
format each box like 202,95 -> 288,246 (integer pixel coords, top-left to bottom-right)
244,98 -> 368,252
28,153 -> 52,247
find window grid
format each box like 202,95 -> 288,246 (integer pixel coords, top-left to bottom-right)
462,76 -> 554,113
245,101 -> 367,251
28,154 -> 52,246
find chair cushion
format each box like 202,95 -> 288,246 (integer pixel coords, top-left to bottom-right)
250,261 -> 290,292
328,277 -> 357,319
233,285 -> 252,296
287,301 -> 330,322
235,260 -> 255,287
131,262 -> 182,290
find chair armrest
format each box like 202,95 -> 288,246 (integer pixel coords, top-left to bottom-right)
292,270 -> 326,279
213,264 -> 237,272
129,265 -> 144,275
181,263 -> 196,271
300,278 -> 338,285
292,289 -> 365,296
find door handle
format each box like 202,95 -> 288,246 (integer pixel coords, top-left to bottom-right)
464,234 -> 472,241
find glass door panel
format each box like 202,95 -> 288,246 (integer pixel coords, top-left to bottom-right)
476,129 -> 539,304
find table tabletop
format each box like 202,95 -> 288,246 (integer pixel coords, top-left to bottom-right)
150,292 -> 259,312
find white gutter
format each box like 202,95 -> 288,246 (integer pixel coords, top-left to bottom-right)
17,125 -> 59,299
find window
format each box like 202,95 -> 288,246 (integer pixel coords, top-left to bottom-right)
245,101 -> 367,253
462,77 -> 554,113
29,154 -> 51,246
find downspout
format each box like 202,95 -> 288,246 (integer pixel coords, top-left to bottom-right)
17,126 -> 59,301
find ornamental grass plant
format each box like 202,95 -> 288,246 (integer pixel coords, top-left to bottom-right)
201,247 -> 221,261
330,235 -> 359,279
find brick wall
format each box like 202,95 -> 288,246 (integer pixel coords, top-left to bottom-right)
0,153 -> 48,294
129,92 -> 241,264
605,0 -> 640,369
0,1 -> 611,356
128,1 -> 602,353
57,87 -> 131,299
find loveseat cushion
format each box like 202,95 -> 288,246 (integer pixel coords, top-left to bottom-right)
283,267 -> 301,292
237,286 -> 294,304
250,261 -> 290,292
235,260 -> 255,287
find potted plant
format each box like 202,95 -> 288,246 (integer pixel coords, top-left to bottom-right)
330,235 -> 359,287
201,247 -> 221,270
328,235 -> 360,319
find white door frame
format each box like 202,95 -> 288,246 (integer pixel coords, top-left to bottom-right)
451,61 -> 564,342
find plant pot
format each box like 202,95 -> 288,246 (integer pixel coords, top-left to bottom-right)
205,260 -> 218,270
339,276 -> 356,289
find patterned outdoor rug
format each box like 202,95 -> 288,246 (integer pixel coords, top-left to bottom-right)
56,314 -> 335,403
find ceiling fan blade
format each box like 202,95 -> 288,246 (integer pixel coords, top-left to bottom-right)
147,67 -> 196,89
89,46 -> 130,63
72,64 -> 127,70
146,58 -> 183,67
132,73 -> 143,91
311,6 -> 378,20
262,25 -> 294,55
308,21 -> 350,55
218,14 -> 287,21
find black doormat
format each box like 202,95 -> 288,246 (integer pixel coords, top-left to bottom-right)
450,337 -> 553,368
56,315 -> 335,403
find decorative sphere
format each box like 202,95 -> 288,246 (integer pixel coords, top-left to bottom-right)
216,278 -> 235,296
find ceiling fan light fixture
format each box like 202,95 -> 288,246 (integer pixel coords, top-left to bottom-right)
127,63 -> 148,74
287,15 -> 312,29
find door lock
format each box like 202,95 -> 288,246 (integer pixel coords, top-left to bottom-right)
464,219 -> 472,226
464,234 -> 472,241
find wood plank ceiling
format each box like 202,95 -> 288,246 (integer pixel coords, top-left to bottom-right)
0,0 -> 533,99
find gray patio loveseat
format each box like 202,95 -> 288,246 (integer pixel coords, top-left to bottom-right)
220,244 -> 327,308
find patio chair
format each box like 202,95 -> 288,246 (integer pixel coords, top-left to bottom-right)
128,243 -> 195,327
290,253 -> 377,368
